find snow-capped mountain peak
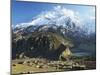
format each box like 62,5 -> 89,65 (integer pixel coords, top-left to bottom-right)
14,6 -> 81,28
13,5 -> 95,37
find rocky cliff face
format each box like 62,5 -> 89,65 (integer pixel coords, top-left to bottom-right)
12,31 -> 73,60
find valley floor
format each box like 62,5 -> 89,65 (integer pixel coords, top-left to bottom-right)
11,58 -> 96,75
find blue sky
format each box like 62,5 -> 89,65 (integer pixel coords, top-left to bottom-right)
12,0 -> 96,26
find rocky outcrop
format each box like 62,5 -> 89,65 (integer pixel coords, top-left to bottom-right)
12,31 -> 73,60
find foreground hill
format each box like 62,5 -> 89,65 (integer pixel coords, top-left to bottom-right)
12,31 -> 73,60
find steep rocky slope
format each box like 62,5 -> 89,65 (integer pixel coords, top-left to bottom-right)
12,31 -> 73,60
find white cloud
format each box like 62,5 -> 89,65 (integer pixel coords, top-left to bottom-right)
90,16 -> 95,20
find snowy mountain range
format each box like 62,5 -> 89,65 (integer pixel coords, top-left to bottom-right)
13,6 -> 95,37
